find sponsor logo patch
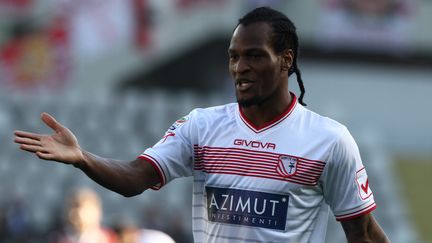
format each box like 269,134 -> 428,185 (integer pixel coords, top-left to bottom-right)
168,116 -> 189,131
276,155 -> 298,177
206,186 -> 288,230
159,115 -> 189,143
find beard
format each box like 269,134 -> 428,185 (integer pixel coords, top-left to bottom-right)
237,96 -> 262,108
237,93 -> 273,108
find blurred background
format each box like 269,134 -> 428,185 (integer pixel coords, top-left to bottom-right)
0,0 -> 431,242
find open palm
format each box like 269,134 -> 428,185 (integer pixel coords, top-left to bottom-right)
14,112 -> 84,164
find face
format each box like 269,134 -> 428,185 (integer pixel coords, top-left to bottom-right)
228,22 -> 292,108
68,192 -> 102,231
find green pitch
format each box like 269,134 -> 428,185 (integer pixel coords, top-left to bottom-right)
395,158 -> 432,243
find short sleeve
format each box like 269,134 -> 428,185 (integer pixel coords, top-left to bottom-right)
321,127 -> 376,221
138,110 -> 198,190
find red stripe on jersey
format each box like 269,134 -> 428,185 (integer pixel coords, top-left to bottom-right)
194,146 -> 326,167
335,202 -> 377,221
193,145 -> 326,186
195,154 -> 275,164
195,161 -> 319,184
239,93 -> 298,133
194,145 -> 326,165
199,169 -> 317,186
195,161 -> 275,171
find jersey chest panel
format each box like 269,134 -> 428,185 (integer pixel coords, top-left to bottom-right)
193,123 -> 329,205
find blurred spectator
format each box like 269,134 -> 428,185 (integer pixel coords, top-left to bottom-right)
50,188 -> 118,243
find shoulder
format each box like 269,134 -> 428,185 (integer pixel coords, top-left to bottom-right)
296,105 -> 349,141
168,103 -> 235,136
298,106 -> 361,165
191,103 -> 236,116
189,103 -> 237,123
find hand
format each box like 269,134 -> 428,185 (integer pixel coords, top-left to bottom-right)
14,112 -> 84,165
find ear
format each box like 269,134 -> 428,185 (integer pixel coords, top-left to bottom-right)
280,49 -> 294,72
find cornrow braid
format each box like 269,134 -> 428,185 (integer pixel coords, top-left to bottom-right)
238,7 -> 307,106
292,60 -> 306,106
284,22 -> 306,106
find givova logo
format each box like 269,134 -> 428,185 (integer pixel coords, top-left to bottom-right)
206,187 -> 289,230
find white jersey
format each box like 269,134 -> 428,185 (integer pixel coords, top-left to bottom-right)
139,95 -> 376,243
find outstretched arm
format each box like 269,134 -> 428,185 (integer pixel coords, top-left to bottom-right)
14,112 -> 160,197
341,213 -> 390,243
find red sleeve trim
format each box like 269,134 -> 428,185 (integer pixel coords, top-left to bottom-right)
336,203 -> 377,221
138,154 -> 166,190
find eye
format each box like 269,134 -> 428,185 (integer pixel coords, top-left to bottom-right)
229,54 -> 239,61
249,53 -> 263,60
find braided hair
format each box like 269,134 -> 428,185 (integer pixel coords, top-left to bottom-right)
237,7 -> 306,106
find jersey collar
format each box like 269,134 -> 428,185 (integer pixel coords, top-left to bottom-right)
238,92 -> 298,134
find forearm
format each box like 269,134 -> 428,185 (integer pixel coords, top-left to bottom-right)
343,214 -> 390,243
74,150 -> 158,197
346,229 -> 389,243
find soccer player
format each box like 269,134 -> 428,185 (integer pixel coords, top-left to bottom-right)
14,7 -> 389,243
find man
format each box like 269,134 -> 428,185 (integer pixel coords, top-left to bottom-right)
14,7 -> 389,243
51,188 -> 118,243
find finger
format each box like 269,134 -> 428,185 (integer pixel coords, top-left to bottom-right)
41,112 -> 64,133
14,130 -> 42,140
20,144 -> 48,153
14,137 -> 42,146
36,151 -> 55,161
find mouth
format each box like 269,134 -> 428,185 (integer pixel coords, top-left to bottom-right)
235,78 -> 254,91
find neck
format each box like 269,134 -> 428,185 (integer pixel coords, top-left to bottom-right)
240,92 -> 293,129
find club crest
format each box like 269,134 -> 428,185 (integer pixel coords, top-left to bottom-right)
277,155 -> 298,177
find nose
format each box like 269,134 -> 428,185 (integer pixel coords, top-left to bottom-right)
233,57 -> 250,73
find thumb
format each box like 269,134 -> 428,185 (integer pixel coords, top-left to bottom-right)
41,112 -> 64,132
